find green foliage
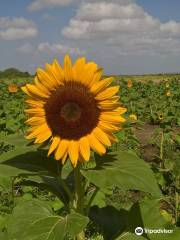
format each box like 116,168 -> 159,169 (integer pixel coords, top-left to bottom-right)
0,68 -> 31,79
117,78 -> 180,125
82,151 -> 161,197
8,199 -> 89,240
0,75 -> 179,239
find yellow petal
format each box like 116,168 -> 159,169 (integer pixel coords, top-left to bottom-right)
21,86 -> 30,95
87,133 -> 106,155
25,108 -> 45,116
73,57 -> 86,73
114,107 -> 127,115
91,77 -> 113,95
68,141 -> 79,167
45,63 -> 62,86
100,114 -> 126,123
55,139 -> 69,160
26,84 -> 49,99
64,54 -> 73,82
82,62 -> 98,85
25,99 -> 45,108
34,77 -> 51,95
37,68 -> 56,90
93,127 -> 111,146
22,86 -> 44,100
98,101 -> 120,110
48,136 -> 61,156
107,96 -> 120,102
73,57 -> 86,83
103,107 -> 127,116
90,68 -> 103,86
79,136 -> 90,161
61,152 -> 68,164
98,121 -> 121,132
26,123 -> 50,139
52,59 -> 64,82
107,133 -> 119,143
25,117 -> 46,125
95,86 -> 119,100
34,130 -> 52,143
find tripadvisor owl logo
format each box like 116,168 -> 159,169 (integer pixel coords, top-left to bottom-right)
135,227 -> 143,236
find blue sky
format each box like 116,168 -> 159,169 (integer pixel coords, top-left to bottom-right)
0,0 -> 180,74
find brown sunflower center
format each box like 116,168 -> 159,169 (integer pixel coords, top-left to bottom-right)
45,82 -> 100,140
60,102 -> 81,122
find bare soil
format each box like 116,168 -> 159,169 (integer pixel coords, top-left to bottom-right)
133,124 -> 159,162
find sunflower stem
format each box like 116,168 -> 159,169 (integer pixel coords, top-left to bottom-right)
175,177 -> 179,225
59,178 -> 73,204
74,163 -> 84,213
160,131 -> 164,168
74,163 -> 85,240
57,162 -> 73,211
86,187 -> 99,216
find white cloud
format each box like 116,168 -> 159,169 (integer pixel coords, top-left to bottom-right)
28,0 -> 73,11
76,2 -> 144,21
17,43 -> 35,54
160,20 -> 180,36
0,17 -> 38,40
62,0 -> 180,56
37,42 -> 85,55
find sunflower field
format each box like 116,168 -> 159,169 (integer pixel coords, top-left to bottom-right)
0,58 -> 180,240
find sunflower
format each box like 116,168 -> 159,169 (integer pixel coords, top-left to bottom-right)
129,114 -> 137,121
22,55 -> 126,166
166,91 -> 171,97
8,84 -> 18,93
127,80 -> 133,88
158,114 -> 163,120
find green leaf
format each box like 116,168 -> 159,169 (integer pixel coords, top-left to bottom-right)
0,148 -> 58,177
0,133 -> 29,147
116,232 -> 147,240
127,199 -> 178,240
23,174 -> 70,206
115,131 -> 126,140
22,193 -> 33,200
0,231 -> 9,240
91,191 -> 106,208
0,146 -> 72,203
167,228 -> 180,240
128,199 -> 167,230
89,206 -> 128,240
160,210 -> 173,223
8,199 -> 52,239
0,215 -> 9,230
82,151 -> 161,197
61,159 -> 73,179
8,199 -> 89,240
51,198 -> 64,211
0,176 -> 12,190
0,144 -> 70,206
0,164 -> 30,177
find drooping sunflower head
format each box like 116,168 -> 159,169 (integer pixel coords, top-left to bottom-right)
8,84 -> 18,93
22,55 -> 126,167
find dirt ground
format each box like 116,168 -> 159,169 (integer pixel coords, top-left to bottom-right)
133,124 -> 159,162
